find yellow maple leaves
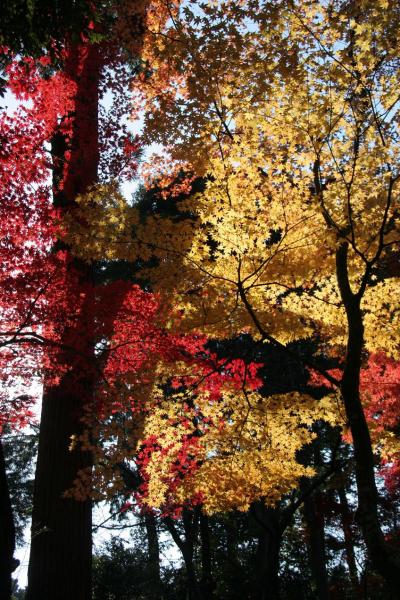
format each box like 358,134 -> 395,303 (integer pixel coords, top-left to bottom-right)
140,389 -> 341,512
128,0 -> 400,353
66,0 -> 400,512
122,0 -> 400,511
61,181 -> 138,262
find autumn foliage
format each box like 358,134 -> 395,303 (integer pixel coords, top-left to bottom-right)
1,0 -> 400,597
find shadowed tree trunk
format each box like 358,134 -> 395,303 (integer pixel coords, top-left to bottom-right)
144,512 -> 163,600
337,486 -> 361,598
249,436 -> 340,600
251,503 -> 282,600
336,243 -> 400,592
199,512 -> 215,599
26,42 -> 100,600
164,510 -> 203,600
303,491 -> 329,599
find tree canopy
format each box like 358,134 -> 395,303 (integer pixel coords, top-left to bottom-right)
1,1 -> 400,598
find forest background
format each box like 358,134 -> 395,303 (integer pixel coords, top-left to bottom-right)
0,1 -> 399,599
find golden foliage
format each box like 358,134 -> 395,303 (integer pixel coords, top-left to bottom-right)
67,0 -> 400,510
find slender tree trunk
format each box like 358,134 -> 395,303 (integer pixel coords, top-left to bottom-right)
144,512 -> 163,599
0,437 -> 17,600
336,243 -> 400,593
251,503 -> 282,600
26,42 -> 100,600
164,512 -> 203,600
303,491 -> 329,599
199,512 -> 215,599
337,486 -> 360,598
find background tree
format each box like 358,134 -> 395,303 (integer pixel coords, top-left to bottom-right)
0,1 -> 101,56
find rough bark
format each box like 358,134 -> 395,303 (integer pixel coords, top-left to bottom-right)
26,42 -> 100,600
336,242 -> 400,594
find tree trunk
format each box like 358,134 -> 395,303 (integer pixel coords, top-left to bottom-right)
144,513 -> 163,600
26,379 -> 93,600
336,243 -> 400,593
303,491 -> 329,599
337,486 -> 360,598
199,512 -> 215,599
164,511 -> 203,600
251,503 -> 282,600
0,437 -> 17,600
26,42 -> 100,600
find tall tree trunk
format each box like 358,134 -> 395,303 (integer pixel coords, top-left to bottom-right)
337,486 -> 360,598
303,491 -> 329,599
0,437 -> 17,600
336,243 -> 400,593
26,42 -> 100,600
144,512 -> 163,600
251,503 -> 282,600
199,512 -> 215,599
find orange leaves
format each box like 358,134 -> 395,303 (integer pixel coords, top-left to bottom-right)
141,154 -> 196,198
